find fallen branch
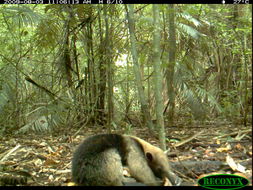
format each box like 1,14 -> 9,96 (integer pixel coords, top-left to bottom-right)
174,130 -> 204,147
0,144 -> 21,162
213,129 -> 251,139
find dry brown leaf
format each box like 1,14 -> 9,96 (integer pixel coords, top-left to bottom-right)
43,158 -> 59,166
67,182 -> 76,186
226,154 -> 246,173
163,177 -> 172,186
235,143 -> 243,150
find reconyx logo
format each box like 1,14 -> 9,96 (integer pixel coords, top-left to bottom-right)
198,174 -> 249,190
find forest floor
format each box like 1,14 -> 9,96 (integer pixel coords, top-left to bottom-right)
0,120 -> 252,186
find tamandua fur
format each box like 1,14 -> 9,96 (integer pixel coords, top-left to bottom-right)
71,134 -> 181,186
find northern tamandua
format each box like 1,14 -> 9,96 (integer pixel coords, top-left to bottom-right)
71,134 -> 181,186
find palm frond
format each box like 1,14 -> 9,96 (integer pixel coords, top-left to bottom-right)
4,5 -> 43,27
16,115 -> 52,134
178,23 -> 204,39
196,86 -> 223,113
178,12 -> 202,27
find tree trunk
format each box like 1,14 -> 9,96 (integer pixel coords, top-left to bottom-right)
153,5 -> 166,150
104,5 -> 114,131
126,5 -> 154,131
97,8 -> 106,124
166,4 -> 176,127
125,54 -> 130,115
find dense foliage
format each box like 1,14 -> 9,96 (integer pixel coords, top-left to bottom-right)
0,4 -> 251,135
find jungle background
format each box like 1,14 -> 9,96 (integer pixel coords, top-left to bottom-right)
0,4 -> 252,186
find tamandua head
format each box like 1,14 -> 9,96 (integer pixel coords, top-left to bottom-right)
129,136 -> 181,185
145,148 -> 171,179
145,147 -> 182,186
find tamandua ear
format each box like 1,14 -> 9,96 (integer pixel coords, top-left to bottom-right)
146,152 -> 153,162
